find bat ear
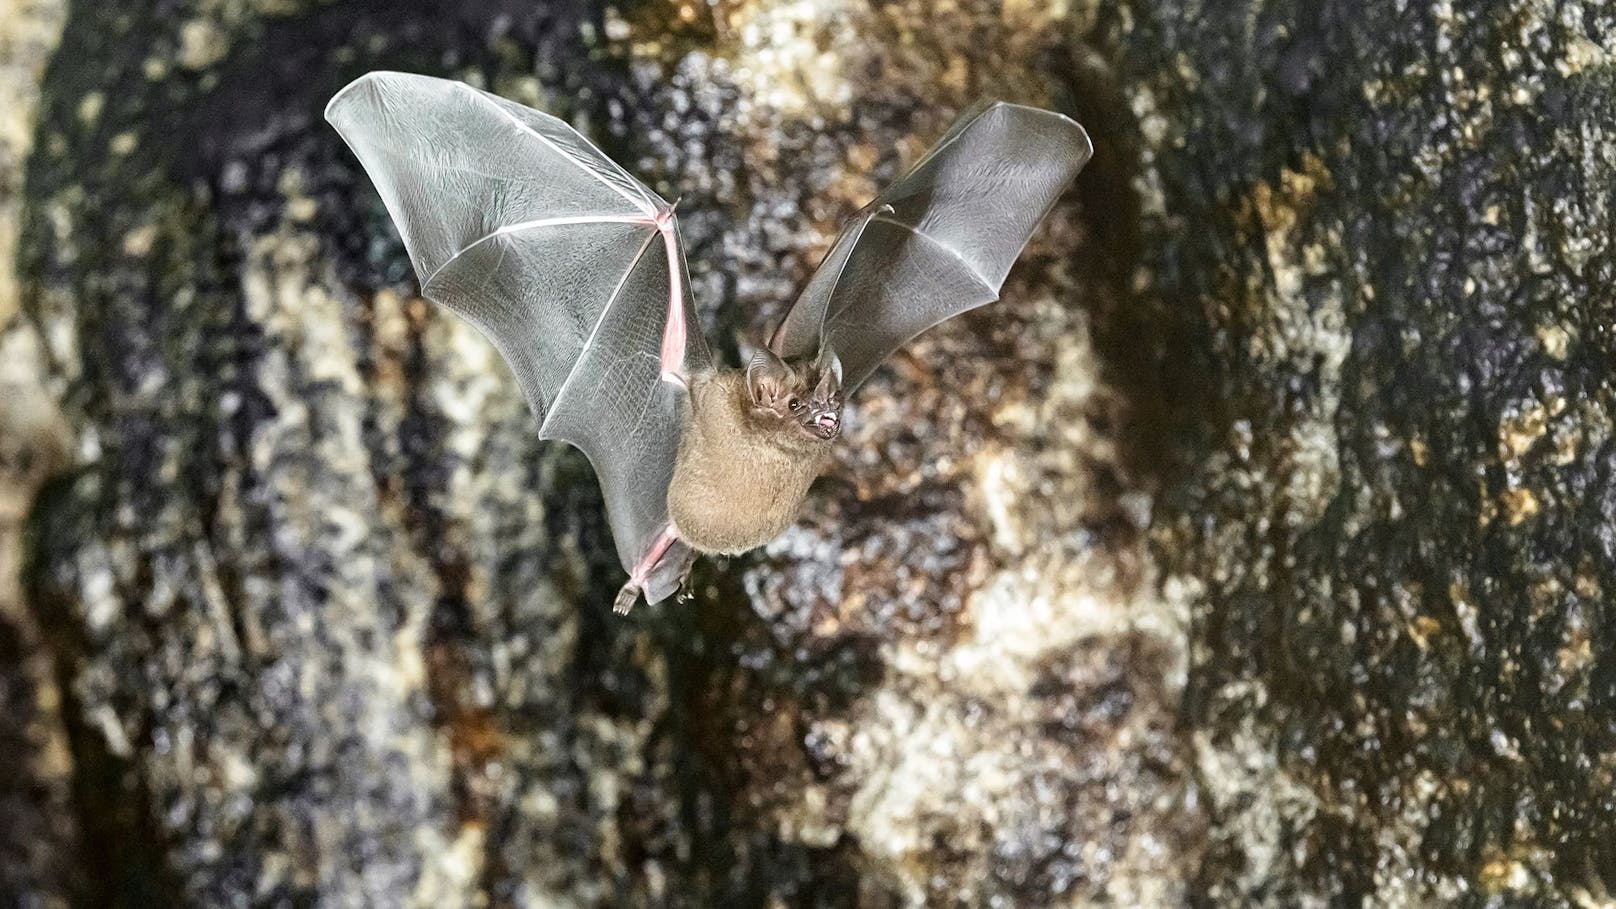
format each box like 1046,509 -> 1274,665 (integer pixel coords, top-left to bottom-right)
814,346 -> 843,382
813,347 -> 843,395
746,347 -> 792,406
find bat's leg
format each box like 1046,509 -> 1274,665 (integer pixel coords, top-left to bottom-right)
653,207 -> 689,388
613,523 -> 681,615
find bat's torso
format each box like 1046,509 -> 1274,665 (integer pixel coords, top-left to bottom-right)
668,370 -> 832,555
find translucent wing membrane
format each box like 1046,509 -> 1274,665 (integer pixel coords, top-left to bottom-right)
772,101 -> 1093,390
328,71 -> 706,602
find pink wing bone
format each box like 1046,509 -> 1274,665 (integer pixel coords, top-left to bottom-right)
615,201 -> 692,614
325,71 -> 706,615
650,203 -> 690,387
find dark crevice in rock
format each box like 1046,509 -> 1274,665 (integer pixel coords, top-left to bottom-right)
1059,12 -> 1226,569
0,612 -> 79,907
646,562 -> 877,908
25,473 -> 184,909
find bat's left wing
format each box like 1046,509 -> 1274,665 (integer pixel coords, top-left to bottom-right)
770,101 -> 1092,390
327,72 -> 705,606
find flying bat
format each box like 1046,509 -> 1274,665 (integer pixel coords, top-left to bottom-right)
326,72 -> 1092,614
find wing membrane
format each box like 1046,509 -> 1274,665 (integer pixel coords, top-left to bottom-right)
327,71 -> 706,601
773,101 -> 1093,390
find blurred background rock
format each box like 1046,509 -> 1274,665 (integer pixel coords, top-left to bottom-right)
0,0 -> 1611,907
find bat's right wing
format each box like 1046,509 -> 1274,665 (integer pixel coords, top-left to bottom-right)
327,71 -> 707,604
770,101 -> 1092,390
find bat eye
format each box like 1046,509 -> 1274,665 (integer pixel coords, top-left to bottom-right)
788,397 -> 805,412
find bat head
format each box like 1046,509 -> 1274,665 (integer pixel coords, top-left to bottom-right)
746,347 -> 844,442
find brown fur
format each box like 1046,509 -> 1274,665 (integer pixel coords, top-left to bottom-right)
667,369 -> 833,554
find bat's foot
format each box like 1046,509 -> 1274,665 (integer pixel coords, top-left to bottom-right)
615,523 -> 682,616
613,582 -> 642,616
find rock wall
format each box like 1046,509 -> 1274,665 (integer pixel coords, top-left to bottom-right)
1114,0 -> 1616,902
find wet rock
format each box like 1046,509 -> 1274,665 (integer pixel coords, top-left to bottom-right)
1111,0 -> 1616,903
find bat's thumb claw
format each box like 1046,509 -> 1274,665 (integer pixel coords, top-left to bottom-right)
613,582 -> 642,616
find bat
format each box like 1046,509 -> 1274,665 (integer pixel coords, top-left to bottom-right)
326,72 -> 1092,614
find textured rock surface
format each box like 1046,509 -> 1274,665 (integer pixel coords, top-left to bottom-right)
1115,0 -> 1616,904
3,0 -> 1612,906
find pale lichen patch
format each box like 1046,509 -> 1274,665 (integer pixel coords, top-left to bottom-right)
718,0 -> 858,114
1498,399 -> 1550,462
1192,681 -> 1321,900
1498,487 -> 1541,525
1536,322 -> 1572,360
120,221 -> 158,257
1556,34 -> 1611,77
178,18 -> 228,69
74,90 -> 103,125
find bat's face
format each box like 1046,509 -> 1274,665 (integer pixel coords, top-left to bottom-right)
747,347 -> 844,442
792,377 -> 843,441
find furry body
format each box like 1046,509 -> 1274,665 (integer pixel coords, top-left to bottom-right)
667,369 -> 833,554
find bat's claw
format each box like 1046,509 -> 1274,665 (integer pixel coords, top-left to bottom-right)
618,524 -> 682,616
613,582 -> 642,615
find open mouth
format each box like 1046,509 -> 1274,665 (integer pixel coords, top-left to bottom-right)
812,412 -> 840,438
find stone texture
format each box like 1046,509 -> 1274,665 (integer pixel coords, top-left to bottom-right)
1112,0 -> 1616,904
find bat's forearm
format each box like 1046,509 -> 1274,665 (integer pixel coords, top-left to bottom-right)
654,208 -> 688,388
